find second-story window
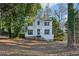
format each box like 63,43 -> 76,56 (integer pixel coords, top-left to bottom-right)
37,21 -> 40,25
44,21 -> 49,26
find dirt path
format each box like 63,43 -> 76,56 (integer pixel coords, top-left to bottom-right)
0,39 -> 79,56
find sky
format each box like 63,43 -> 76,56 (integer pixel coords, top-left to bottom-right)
41,3 -> 79,21
40,3 -> 79,31
41,3 -> 67,20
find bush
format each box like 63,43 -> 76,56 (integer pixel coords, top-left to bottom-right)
56,35 -> 64,41
52,18 -> 65,41
54,31 -> 65,41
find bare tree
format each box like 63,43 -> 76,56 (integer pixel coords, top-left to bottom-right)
53,3 -> 67,31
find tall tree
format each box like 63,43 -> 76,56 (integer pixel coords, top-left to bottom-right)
1,4 -> 19,37
1,3 -> 41,38
13,3 -> 41,37
67,3 -> 75,48
1,4 -> 19,38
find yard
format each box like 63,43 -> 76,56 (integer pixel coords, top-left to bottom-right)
0,38 -> 79,56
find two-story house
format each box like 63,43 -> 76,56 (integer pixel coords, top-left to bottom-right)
25,5 -> 54,41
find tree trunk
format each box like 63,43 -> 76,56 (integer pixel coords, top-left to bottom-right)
67,3 -> 75,49
67,30 -> 74,48
8,26 -> 11,38
8,14 -> 12,38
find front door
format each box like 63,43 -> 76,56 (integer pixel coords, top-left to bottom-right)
37,29 -> 41,38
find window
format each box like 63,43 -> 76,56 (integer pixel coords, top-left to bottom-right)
37,29 -> 40,35
28,30 -> 33,35
37,21 -> 40,25
44,21 -> 49,26
44,29 -> 50,35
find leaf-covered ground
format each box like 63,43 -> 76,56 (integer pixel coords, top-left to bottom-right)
0,38 -> 79,56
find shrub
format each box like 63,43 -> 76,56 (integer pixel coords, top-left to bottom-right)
54,30 -> 65,41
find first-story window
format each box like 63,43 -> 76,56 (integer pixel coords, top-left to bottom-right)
44,29 -> 50,35
28,30 -> 33,35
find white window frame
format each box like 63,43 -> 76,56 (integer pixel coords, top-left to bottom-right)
44,29 -> 50,35
44,21 -> 49,26
37,21 -> 40,25
37,29 -> 40,35
28,30 -> 33,35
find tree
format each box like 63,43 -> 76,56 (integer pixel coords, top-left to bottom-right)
0,8 -> 1,32
54,4 -> 67,31
67,3 -> 75,48
52,17 -> 65,41
13,4 -> 41,38
1,4 -> 19,38
1,3 -> 41,38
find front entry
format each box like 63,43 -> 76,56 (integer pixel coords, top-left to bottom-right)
37,29 -> 41,38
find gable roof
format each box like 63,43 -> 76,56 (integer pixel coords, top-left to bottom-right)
36,5 -> 53,21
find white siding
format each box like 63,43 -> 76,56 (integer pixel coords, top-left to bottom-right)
25,19 -> 54,41
41,21 -> 54,40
